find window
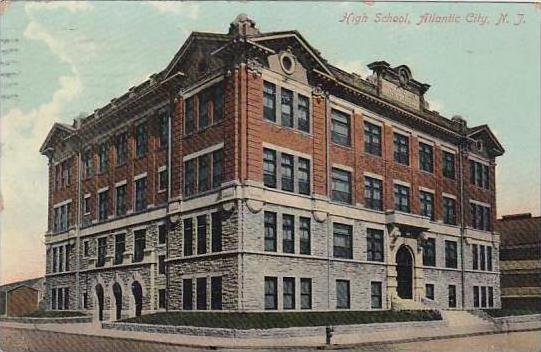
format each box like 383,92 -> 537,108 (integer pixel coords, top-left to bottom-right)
135,123 -> 148,157
442,151 -> 455,179
213,84 -> 224,123
212,149 -> 223,189
54,203 -> 71,232
443,197 -> 456,225
298,158 -> 310,195
470,160 -> 490,189
83,241 -> 90,257
133,229 -> 146,263
298,95 -> 310,132
83,150 -> 94,178
448,285 -> 457,308
471,203 -> 491,231
58,246 -> 64,272
199,90 -> 210,129
183,279 -> 193,310
184,159 -> 196,196
114,233 -> 125,265
364,122 -> 382,156
331,168 -> 352,204
426,284 -> 435,300
474,286 -> 480,307
445,240 -> 458,268
211,276 -> 222,310
183,219 -> 193,256
264,276 -> 278,310
158,224 -> 166,245
488,287 -> 494,308
115,132 -> 127,166
83,292 -> 88,309
364,177 -> 383,211
98,190 -> 108,221
336,280 -> 350,309
420,191 -> 434,220
487,246 -> 492,271
301,278 -> 312,309
333,223 -> 353,259
481,286 -> 487,308
423,238 -> 436,266
393,133 -> 409,165
211,211 -> 222,252
83,196 -> 91,215
98,142 -> 108,173
264,211 -> 277,252
135,177 -> 147,212
97,237 -> 107,267
158,255 -> 166,275
419,142 -> 434,172
394,184 -> 410,213
197,215 -> 207,255
331,109 -> 351,146
115,185 -> 127,216
263,149 -> 277,188
158,289 -> 166,309
198,154 -> 210,193
281,153 -> 294,192
371,282 -> 382,309
281,88 -> 293,128
283,277 -> 295,309
281,214 -> 295,254
52,248 -> 58,273
300,217 -> 311,255
158,168 -> 168,192
263,81 -> 276,122
185,97 -> 195,134
480,245 -> 486,271
472,244 -> 479,270
159,110 -> 169,148
51,289 -> 57,310
367,229 -> 384,262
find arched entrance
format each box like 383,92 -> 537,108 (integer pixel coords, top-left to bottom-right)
396,246 -> 413,299
131,281 -> 143,317
95,284 -> 104,321
113,283 -> 122,320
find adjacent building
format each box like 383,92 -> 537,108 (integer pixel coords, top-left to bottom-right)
40,15 -> 504,321
497,213 -> 541,309
0,277 -> 45,317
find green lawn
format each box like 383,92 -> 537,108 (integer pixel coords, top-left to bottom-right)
122,310 -> 442,329
22,310 -> 88,318
483,308 -> 541,318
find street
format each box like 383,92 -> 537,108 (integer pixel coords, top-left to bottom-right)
0,327 -> 539,352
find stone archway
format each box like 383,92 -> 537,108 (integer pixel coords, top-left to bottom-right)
131,281 -> 143,317
95,284 -> 104,321
396,246 -> 414,299
112,283 -> 122,320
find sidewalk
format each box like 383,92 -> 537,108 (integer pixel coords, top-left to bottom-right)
1,316 -> 540,349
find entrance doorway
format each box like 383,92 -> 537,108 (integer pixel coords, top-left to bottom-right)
95,284 -> 104,321
396,246 -> 413,299
131,281 -> 143,317
113,283 -> 122,320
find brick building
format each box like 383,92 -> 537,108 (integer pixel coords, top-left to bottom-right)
497,213 -> 541,309
40,15 -> 504,320
0,277 -> 45,316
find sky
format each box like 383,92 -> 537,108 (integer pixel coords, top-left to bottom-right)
0,1 -> 539,285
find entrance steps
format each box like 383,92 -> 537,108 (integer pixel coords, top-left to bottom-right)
442,310 -> 492,327
391,297 -> 428,310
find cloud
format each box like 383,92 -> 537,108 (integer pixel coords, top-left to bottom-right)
146,1 -> 200,20
334,60 -> 372,79
0,2 -> 91,284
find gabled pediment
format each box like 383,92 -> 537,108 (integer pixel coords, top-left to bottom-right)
468,124 -> 505,157
39,123 -> 75,156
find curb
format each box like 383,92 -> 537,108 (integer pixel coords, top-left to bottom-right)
1,322 -> 540,350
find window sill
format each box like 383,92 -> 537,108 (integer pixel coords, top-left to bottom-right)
331,142 -> 352,150
263,119 -> 312,137
363,151 -> 383,159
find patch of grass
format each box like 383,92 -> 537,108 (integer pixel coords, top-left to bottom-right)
483,308 -> 541,318
22,310 -> 88,318
122,310 -> 442,330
